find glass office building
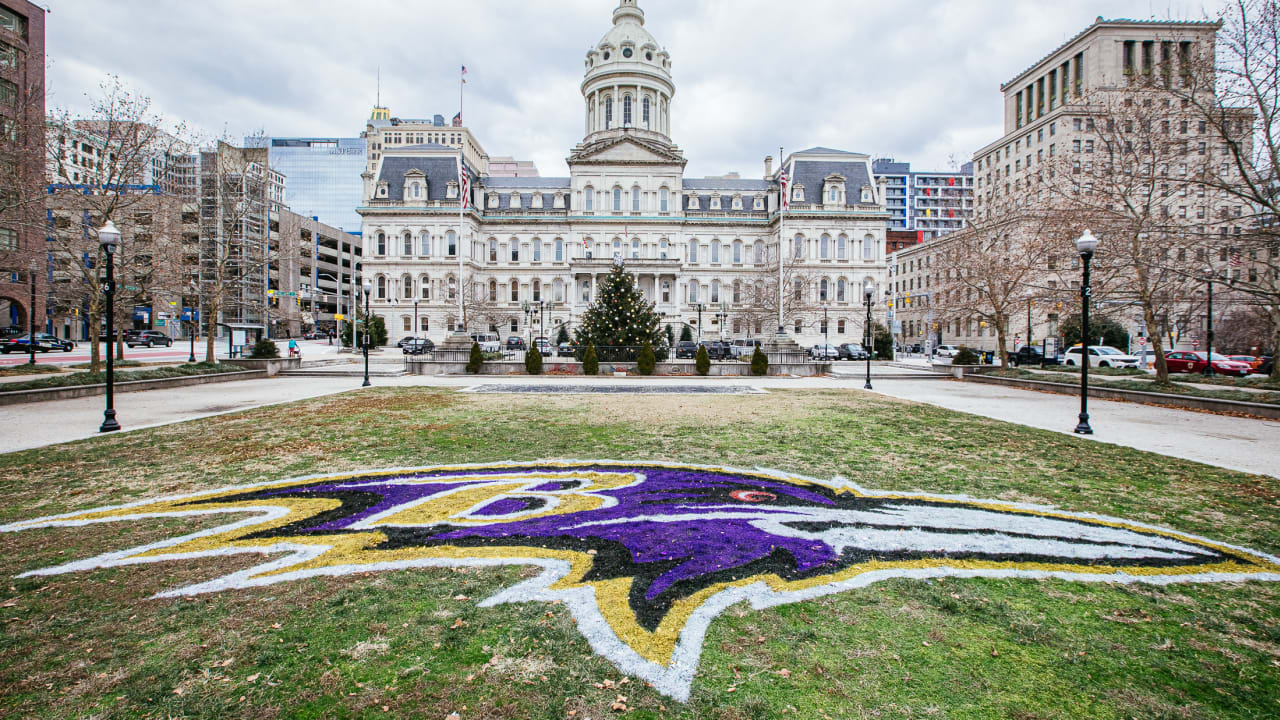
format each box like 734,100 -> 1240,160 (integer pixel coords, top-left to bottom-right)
257,137 -> 366,232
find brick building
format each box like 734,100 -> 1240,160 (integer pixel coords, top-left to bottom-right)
0,0 -> 44,332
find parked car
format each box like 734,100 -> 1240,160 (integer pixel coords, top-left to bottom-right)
505,336 -> 526,350
838,343 -> 869,361
125,330 -> 173,348
402,338 -> 435,355
557,342 -> 576,357
533,336 -> 552,355
1007,346 -> 1059,367
698,340 -> 731,360
1063,345 -> 1140,368
396,336 -> 420,349
933,344 -> 960,358
34,333 -> 74,352
730,338 -> 762,358
470,333 -> 501,353
674,340 -> 699,359
1227,355 -> 1264,371
808,343 -> 841,360
1164,351 -> 1253,377
302,331 -> 318,340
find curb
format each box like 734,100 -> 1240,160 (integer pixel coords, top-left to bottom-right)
0,369 -> 268,407
966,373 -> 1280,421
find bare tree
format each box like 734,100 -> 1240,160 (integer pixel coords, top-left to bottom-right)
458,272 -> 518,336
43,77 -> 191,371
737,245 -> 825,338
931,209 -> 1057,367
1043,88 -> 1218,382
1165,0 -> 1280,374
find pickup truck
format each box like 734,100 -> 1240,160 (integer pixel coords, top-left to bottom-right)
1006,346 -> 1060,367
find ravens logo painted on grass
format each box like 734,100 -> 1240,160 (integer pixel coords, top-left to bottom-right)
5,461 -> 1278,700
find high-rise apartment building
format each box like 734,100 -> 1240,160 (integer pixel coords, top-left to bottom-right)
872,159 -> 973,240
0,0 -> 44,332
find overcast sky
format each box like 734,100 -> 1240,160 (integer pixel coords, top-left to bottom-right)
44,0 -> 1226,179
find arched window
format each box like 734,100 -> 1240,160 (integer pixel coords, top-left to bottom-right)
659,187 -> 668,212
733,239 -> 742,264
753,241 -> 763,264
510,237 -> 519,262
793,278 -> 803,301
446,230 -> 457,256
488,238 -> 497,262
532,279 -> 541,302
688,281 -> 698,303
403,232 -> 413,256
820,234 -> 830,259
631,238 -> 640,259
623,95 -> 632,126
584,186 -> 594,211
553,279 -> 564,302
488,279 -> 497,302
376,232 -> 386,256
533,237 -> 542,262
447,276 -> 456,301
837,234 -> 847,260
631,185 -> 641,212
376,275 -> 387,300
688,239 -> 698,263
711,280 -> 720,303
863,234 -> 875,260
794,234 -> 805,259
510,279 -> 519,302
420,275 -> 430,300
613,187 -> 621,211
837,277 -> 847,302
612,238 -> 621,259
403,274 -> 413,299
554,238 -> 564,262
711,240 -> 721,264
421,233 -> 431,256
420,316 -> 429,333
642,97 -> 650,129
819,278 -> 829,301
659,238 -> 669,259
732,280 -> 741,303
605,96 -> 613,129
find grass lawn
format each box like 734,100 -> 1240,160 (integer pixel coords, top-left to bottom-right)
1,388 -> 1277,719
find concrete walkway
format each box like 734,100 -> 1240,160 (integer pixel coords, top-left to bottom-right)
871,378 -> 1280,478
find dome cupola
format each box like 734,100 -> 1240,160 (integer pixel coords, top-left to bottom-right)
581,0 -> 674,144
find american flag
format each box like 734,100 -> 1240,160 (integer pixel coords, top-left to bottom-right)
461,65 -> 467,84
457,156 -> 470,210
1229,248 -> 1243,268
779,163 -> 790,213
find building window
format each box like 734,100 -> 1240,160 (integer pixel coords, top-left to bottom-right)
711,240 -> 721,264
613,187 -> 621,211
820,234 -> 830,259
688,240 -> 698,263
794,319 -> 802,334
489,238 -> 498,262
376,275 -> 387,300
447,230 -> 457,256
403,274 -> 413,299
0,227 -> 15,250
533,238 -> 542,262
659,188 -> 668,212
402,232 -> 413,256
753,241 -> 763,264
819,278 -> 829,301
794,235 -> 804,259
421,233 -> 431,256
376,232 -> 386,256
711,280 -> 720,303
837,235 -> 847,260
511,239 -> 519,262
863,234 -> 875,260
421,276 -> 430,300
733,239 -> 742,264
533,280 -> 541,302
837,319 -> 846,333
632,185 -> 641,212
605,96 -> 613,128
510,281 -> 519,302
584,186 -> 594,211
689,281 -> 698,303
623,95 -> 632,126
642,97 -> 650,129
555,238 -> 564,262
794,278 -> 803,301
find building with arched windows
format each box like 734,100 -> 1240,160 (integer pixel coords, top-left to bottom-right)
357,0 -> 889,345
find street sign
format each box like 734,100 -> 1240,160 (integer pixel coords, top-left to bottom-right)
1138,336 -> 1146,346
124,285 -> 139,291
156,319 -> 165,327
334,314 -> 345,320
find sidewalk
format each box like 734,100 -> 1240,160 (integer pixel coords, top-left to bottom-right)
870,377 -> 1280,478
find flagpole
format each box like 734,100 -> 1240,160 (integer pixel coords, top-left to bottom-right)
778,145 -> 785,334
458,151 -> 465,333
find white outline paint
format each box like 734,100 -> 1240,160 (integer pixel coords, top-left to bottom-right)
3,459 -> 1279,702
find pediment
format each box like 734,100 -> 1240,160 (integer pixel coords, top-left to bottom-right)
568,135 -> 686,166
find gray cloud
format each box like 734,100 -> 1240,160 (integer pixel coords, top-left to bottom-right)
45,0 -> 1224,178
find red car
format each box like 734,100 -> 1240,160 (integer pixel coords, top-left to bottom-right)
1164,351 -> 1253,376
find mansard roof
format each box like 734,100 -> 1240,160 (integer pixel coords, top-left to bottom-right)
376,156 -> 474,202
682,178 -> 769,191
791,159 -> 873,200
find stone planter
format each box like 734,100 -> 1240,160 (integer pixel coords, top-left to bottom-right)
222,357 -> 302,376
405,359 -> 831,377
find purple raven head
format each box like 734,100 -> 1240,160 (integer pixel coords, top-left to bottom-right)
196,462 -> 1249,632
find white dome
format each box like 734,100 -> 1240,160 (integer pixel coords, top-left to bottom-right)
583,0 -> 672,87
580,1 -> 675,144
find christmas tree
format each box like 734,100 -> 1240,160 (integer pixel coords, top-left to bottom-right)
573,263 -> 664,362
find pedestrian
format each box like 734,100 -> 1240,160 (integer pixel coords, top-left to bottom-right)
328,328 -> 334,345
288,338 -> 300,358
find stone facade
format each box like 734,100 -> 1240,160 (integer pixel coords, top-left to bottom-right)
357,0 -> 890,347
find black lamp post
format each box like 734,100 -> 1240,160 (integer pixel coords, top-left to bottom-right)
27,259 -> 37,365
1203,268 -> 1215,376
823,305 -> 829,352
694,302 -> 705,343
538,300 -> 545,344
98,221 -> 121,432
361,278 -> 372,387
413,299 -> 419,342
863,280 -> 874,390
1074,229 -> 1098,435
522,300 -> 531,349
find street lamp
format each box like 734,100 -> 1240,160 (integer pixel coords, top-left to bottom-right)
863,280 -> 874,390
694,302 -> 705,343
1074,229 -> 1097,435
1202,267 -> 1216,376
413,299 -> 420,343
822,305 -> 829,352
522,300 -> 531,349
98,221 -> 121,433
27,259 -> 37,366
361,278 -> 372,387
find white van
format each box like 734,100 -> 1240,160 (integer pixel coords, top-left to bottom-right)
731,338 -> 762,358
471,333 -> 501,353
